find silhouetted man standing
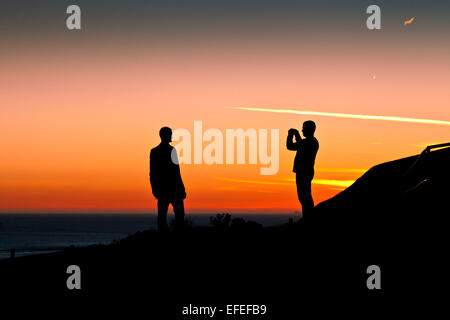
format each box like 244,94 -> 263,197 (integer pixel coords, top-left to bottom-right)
150,127 -> 186,231
287,121 -> 319,218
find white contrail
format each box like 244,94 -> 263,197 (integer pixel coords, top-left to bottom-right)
235,107 -> 450,126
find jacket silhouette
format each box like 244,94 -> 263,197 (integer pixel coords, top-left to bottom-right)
150,127 -> 186,230
287,121 -> 319,217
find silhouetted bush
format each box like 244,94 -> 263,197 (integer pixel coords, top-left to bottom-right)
231,218 -> 262,231
210,213 -> 231,230
210,214 -> 263,231
230,217 -> 246,228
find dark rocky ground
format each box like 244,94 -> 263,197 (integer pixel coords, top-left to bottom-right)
0,147 -> 448,317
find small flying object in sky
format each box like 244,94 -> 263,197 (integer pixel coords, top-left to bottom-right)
404,16 -> 415,26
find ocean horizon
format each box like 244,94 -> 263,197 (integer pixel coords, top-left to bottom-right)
0,213 -> 298,259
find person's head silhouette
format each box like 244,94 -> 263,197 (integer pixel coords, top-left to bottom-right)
159,127 -> 172,144
302,121 -> 316,138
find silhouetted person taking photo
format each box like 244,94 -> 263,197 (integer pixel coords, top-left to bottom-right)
287,121 -> 319,218
150,127 -> 186,231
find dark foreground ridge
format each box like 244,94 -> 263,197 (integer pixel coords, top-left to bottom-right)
0,146 -> 448,314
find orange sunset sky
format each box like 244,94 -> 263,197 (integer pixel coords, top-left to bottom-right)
1,1 -> 449,213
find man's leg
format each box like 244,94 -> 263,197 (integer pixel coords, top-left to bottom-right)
296,175 -> 314,217
172,198 -> 185,230
157,199 -> 170,231
302,180 -> 314,214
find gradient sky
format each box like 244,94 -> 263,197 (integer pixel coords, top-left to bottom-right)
1,0 -> 449,213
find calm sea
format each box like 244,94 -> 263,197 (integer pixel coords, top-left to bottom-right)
0,213 -> 296,259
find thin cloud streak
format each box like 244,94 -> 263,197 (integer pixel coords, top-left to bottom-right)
316,168 -> 367,173
217,177 -> 355,188
235,107 -> 450,126
285,178 -> 355,188
313,179 -> 355,188
216,177 -> 292,186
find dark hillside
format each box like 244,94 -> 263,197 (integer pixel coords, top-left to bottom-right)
0,146 -> 448,315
